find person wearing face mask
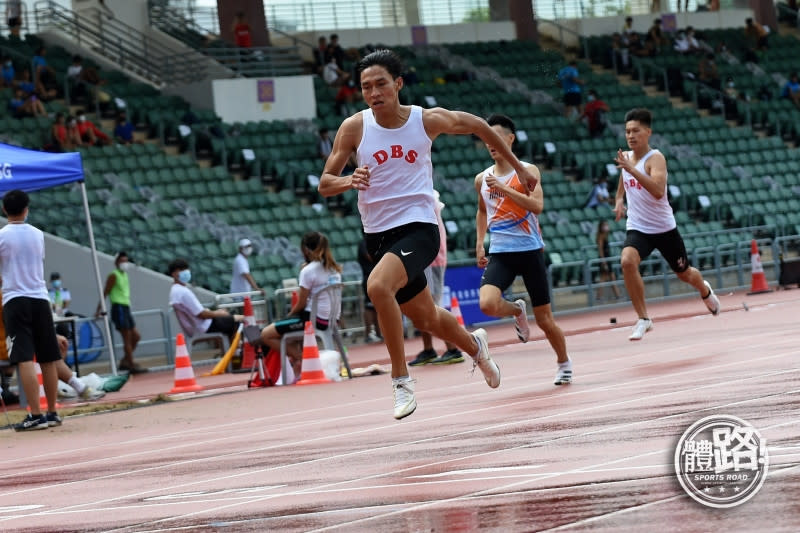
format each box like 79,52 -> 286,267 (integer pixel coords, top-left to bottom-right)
229,238 -> 262,296
97,251 -> 145,373
169,258 -> 242,346
48,272 -> 71,316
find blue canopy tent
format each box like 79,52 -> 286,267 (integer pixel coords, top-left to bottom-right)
0,143 -> 118,374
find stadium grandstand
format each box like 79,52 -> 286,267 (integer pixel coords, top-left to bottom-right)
3,0 -> 798,368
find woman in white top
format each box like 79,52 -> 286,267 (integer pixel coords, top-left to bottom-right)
259,232 -> 342,377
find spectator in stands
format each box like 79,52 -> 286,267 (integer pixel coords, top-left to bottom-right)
557,59 -> 584,118
685,26 -> 702,53
335,79 -> 361,116
114,111 -> 136,144
698,53 -> 720,90
76,115 -> 111,146
14,67 -> 36,96
621,16 -> 635,45
230,238 -> 262,295
408,191 -> 464,366
1,55 -> 14,87
595,220 -> 621,300
323,56 -> 349,87
356,236 -> 382,343
581,89 -> 609,138
48,272 -> 71,316
32,46 -> 58,101
318,128 -> 333,162
232,11 -> 252,49
66,54 -> 88,102
628,32 -> 653,58
99,252 -> 145,373
326,33 -> 345,69
745,17 -> 769,52
49,113 -> 82,152
646,19 -> 665,53
610,33 -> 630,74
8,87 -> 46,118
258,232 -> 342,378
782,72 -> 800,109
168,258 -> 242,344
722,76 -> 742,117
313,36 -> 327,75
6,0 -> 21,38
65,116 -> 84,148
586,175 -> 613,209
0,190 -> 62,431
673,31 -> 692,55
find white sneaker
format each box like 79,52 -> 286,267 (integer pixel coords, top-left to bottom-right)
702,280 -> 720,316
392,378 -> 416,420
471,328 -> 500,388
554,363 -> 573,385
513,299 -> 530,343
79,386 -> 106,401
628,318 -> 653,341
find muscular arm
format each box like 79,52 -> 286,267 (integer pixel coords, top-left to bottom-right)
613,174 -> 626,222
318,115 -> 362,197
474,173 -> 489,267
615,150 -> 668,199
198,308 -> 232,319
424,108 -> 538,190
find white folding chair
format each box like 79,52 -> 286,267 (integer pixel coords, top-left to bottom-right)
279,283 -> 352,384
171,305 -> 230,358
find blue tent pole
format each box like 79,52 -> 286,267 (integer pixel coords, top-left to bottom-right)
79,180 -> 118,376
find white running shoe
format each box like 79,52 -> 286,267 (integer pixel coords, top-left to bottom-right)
628,318 -> 653,341
514,299 -> 530,343
554,363 -> 573,385
471,328 -> 500,388
702,280 -> 720,316
392,378 -> 417,420
79,386 -> 106,401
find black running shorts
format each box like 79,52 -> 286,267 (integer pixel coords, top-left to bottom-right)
3,297 -> 62,364
480,248 -> 551,308
365,222 -> 439,305
623,228 -> 690,273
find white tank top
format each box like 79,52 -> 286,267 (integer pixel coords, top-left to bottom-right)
622,148 -> 676,234
356,105 -> 437,233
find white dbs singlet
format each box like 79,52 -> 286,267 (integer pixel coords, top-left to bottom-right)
621,148 -> 676,234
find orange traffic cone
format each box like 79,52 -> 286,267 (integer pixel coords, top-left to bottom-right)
451,295 -> 465,328
748,240 -> 772,295
240,296 -> 257,370
28,360 -> 59,412
295,321 -> 332,386
169,334 -> 203,393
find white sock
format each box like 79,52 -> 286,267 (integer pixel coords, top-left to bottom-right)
392,375 -> 412,385
558,358 -> 572,369
68,376 -> 86,394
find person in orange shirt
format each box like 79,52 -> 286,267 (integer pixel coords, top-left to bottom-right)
233,11 -> 252,48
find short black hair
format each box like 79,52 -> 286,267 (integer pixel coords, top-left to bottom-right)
486,113 -> 516,135
50,272 -> 60,280
168,258 -> 189,275
116,251 -> 128,263
357,49 -> 403,80
624,108 -> 652,127
2,189 -> 29,216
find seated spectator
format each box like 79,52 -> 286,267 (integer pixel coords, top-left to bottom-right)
326,34 -> 345,69
646,19 -> 664,52
48,272 -> 71,316
65,116 -> 84,149
76,115 -> 111,146
586,175 -> 613,209
113,111 -> 136,144
8,87 -> 46,118
628,33 -> 652,58
745,18 -> 769,52
32,45 -> 58,100
259,232 -> 342,378
674,31 -> 692,55
698,53 -> 720,90
1,55 -> 14,87
335,79 -> 361,116
610,33 -> 630,73
313,36 -> 327,75
14,67 -> 36,96
168,258 -> 242,343
581,89 -> 609,138
621,16 -> 635,45
685,27 -> 702,53
782,72 -> 800,109
322,56 -> 349,87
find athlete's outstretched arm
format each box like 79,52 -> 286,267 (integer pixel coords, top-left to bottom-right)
424,108 -> 538,190
318,115 -> 363,197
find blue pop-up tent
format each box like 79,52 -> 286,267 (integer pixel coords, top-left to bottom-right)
0,143 -> 118,374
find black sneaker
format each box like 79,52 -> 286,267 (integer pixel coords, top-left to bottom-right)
409,349 -> 438,366
14,413 -> 49,432
431,349 -> 465,365
46,412 -> 63,427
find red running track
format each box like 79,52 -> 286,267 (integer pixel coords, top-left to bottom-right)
0,289 -> 798,532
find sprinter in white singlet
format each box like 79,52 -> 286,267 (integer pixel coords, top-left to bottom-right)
614,108 -> 720,341
318,49 -> 538,420
475,114 -> 572,386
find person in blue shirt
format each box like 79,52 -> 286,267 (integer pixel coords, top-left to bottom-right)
782,72 -> 800,109
31,46 -> 57,100
557,59 -> 584,118
113,111 -> 135,144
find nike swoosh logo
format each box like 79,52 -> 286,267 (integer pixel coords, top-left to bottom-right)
400,250 -> 413,257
